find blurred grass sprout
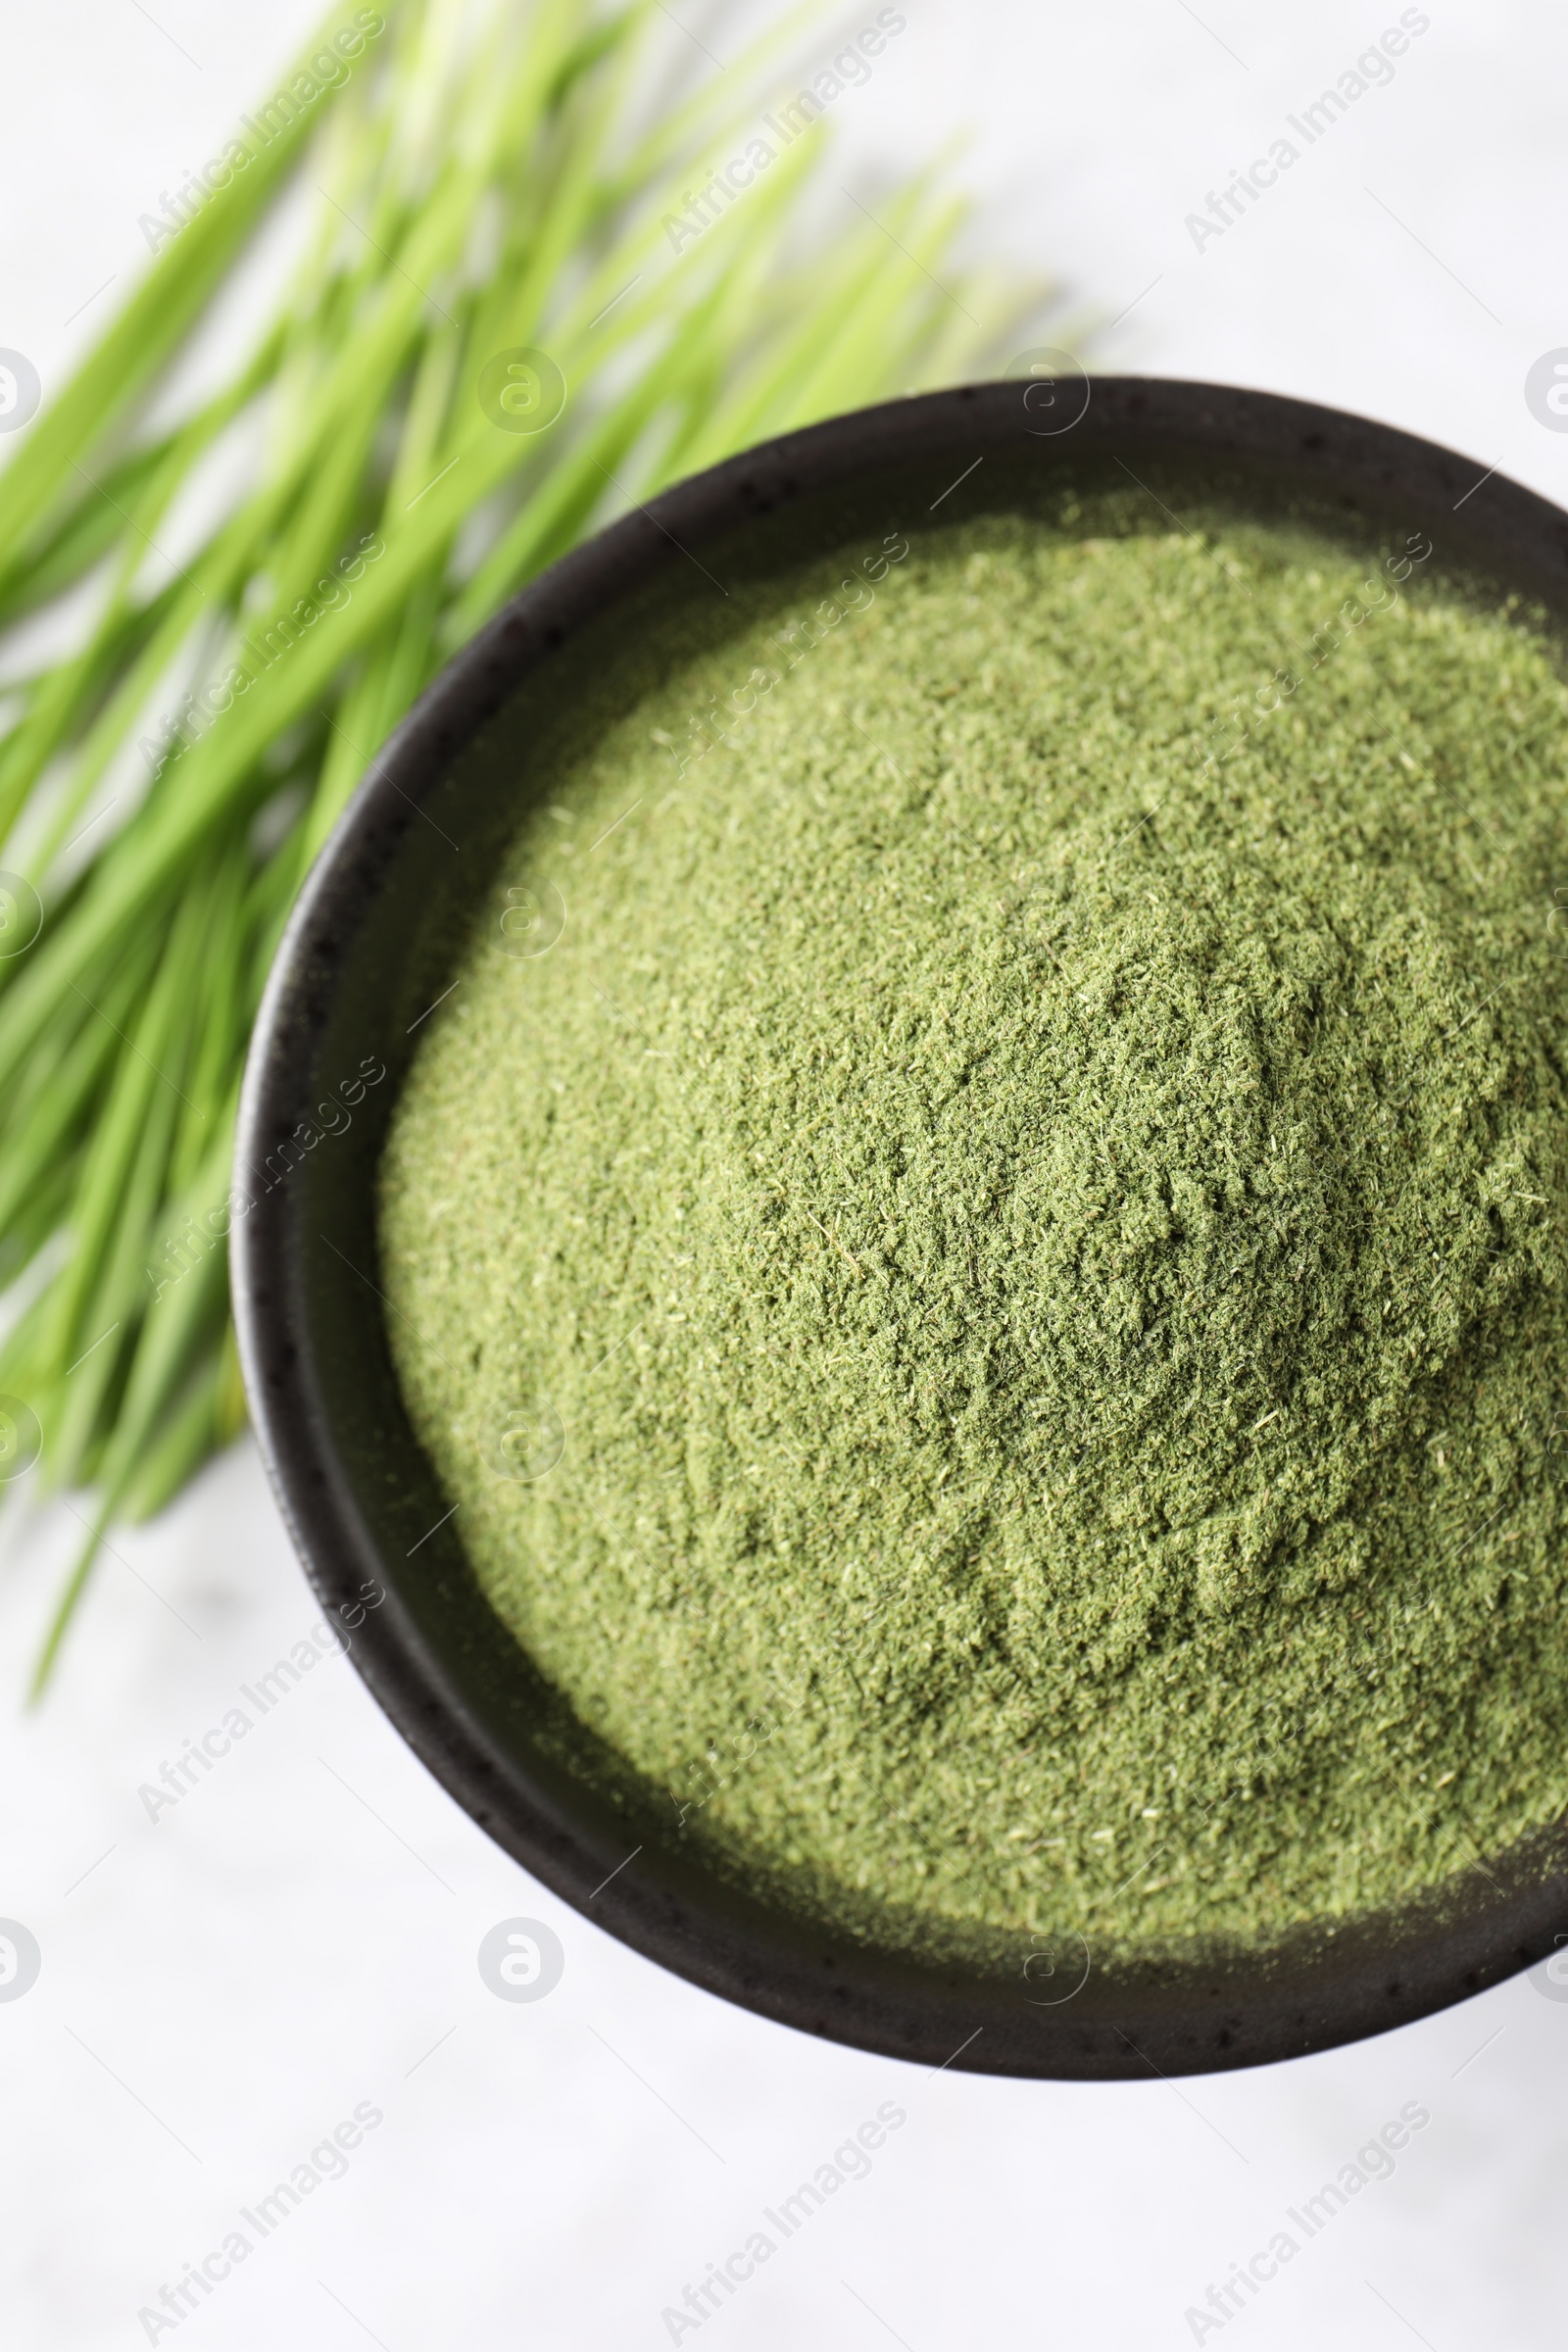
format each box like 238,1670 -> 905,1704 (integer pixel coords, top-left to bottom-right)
0,0 -> 1036,1692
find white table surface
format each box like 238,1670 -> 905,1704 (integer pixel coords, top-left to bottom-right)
3,4 -> 1567,2345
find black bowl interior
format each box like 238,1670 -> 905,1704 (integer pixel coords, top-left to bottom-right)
234,378 -> 1568,2079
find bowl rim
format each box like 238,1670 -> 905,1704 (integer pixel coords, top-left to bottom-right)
233,374 -> 1568,2080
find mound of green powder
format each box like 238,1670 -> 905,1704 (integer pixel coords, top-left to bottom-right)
379,491 -> 1568,1960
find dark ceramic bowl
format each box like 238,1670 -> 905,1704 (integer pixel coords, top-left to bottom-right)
233,377 -> 1568,2079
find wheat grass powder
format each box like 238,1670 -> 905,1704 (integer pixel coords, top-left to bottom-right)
378,492 -> 1568,1958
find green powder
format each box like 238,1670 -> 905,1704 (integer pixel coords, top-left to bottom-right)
378,489 -> 1568,1960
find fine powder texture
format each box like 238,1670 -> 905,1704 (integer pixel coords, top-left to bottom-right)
378,494 -> 1568,1959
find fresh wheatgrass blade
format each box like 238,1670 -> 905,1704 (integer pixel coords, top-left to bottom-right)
117,1330 -> 246,1529
2,320 -> 790,1087
443,136 -> 827,640
0,5 -> 387,580
31,882 -> 214,1437
6,7 -> 845,883
4,18 -> 637,922
29,1117 -> 240,1700
1,0 -> 1048,1692
0,916 -> 159,1167
0,409 -> 250,632
0,393 -> 267,855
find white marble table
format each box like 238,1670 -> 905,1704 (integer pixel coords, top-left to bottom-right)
2,3 -> 1565,2342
